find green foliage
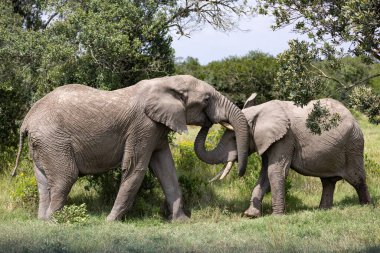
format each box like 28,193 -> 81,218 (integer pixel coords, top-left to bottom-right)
349,86 -> 380,124
306,101 -> 342,135
228,153 -> 261,195
10,170 -> 38,210
81,170 -> 122,205
256,0 -> 380,61
364,154 -> 380,176
176,51 -> 278,107
175,57 -> 207,80
275,40 -> 379,132
274,40 -> 324,106
52,203 -> 89,225
167,131 -> 176,145
0,116 -> 378,253
172,137 -> 216,207
275,40 -> 342,134
256,0 -> 380,130
0,0 -> 175,153
0,0 -> 255,154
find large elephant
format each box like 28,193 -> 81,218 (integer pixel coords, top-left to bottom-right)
12,75 -> 250,221
194,94 -> 371,217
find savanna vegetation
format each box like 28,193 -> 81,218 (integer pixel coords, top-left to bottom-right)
0,118 -> 379,252
0,0 -> 379,252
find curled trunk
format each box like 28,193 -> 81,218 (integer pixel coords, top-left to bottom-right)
194,127 -> 228,164
195,95 -> 249,176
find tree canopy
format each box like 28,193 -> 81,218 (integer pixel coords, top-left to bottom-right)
1,0 -> 176,151
255,0 -> 380,129
1,0 -> 380,154
0,0 -> 253,155
176,51 -> 278,107
256,0 -> 380,61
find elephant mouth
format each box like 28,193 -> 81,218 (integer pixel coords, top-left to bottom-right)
202,112 -> 213,127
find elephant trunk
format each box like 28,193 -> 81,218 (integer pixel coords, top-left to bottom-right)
194,127 -> 227,164
195,94 -> 249,176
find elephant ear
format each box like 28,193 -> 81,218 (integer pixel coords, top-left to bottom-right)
248,100 -> 290,155
144,86 -> 188,134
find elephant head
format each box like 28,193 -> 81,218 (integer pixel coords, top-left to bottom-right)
194,93 -> 290,179
137,75 -> 250,174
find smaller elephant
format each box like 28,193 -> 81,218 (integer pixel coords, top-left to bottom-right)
195,94 -> 371,217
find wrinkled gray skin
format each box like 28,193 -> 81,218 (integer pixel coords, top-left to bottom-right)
13,75 -> 249,221
195,96 -> 371,217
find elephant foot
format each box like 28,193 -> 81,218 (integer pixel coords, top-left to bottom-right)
38,215 -> 51,221
319,204 -> 333,210
243,206 -> 261,218
106,213 -> 123,222
170,212 -> 189,222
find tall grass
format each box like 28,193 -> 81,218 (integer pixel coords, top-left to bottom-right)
0,114 -> 379,252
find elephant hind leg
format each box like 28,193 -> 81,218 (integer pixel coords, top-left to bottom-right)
34,164 -> 50,220
45,174 -> 78,219
37,149 -> 79,219
319,176 -> 341,209
343,154 -> 371,205
345,176 -> 371,205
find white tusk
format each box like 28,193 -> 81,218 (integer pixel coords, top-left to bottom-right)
209,168 -> 225,183
220,122 -> 234,131
219,161 -> 234,180
208,161 -> 235,182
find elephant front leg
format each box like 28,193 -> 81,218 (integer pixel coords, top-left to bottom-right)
267,151 -> 292,215
106,151 -> 151,221
149,142 -> 188,221
244,155 -> 270,218
106,169 -> 146,221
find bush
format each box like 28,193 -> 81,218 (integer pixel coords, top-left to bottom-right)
365,154 -> 380,176
10,170 -> 38,210
52,203 -> 89,225
173,138 -> 215,208
81,170 -> 122,205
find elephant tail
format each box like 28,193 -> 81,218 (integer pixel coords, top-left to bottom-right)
11,128 -> 28,177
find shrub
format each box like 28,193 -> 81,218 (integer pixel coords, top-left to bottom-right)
173,138 -> 214,207
52,203 -> 89,225
227,153 -> 261,196
10,170 -> 38,210
365,154 -> 380,176
81,169 -> 122,205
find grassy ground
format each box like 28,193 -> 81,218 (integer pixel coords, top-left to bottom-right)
0,114 -> 379,252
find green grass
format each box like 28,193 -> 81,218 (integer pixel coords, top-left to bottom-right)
0,115 -> 379,252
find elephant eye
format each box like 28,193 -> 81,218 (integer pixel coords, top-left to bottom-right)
177,91 -> 187,103
204,95 -> 210,104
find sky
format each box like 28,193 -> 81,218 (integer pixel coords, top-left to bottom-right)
171,15 -> 305,65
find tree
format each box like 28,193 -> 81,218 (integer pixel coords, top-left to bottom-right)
256,0 -> 380,61
0,0 -> 176,154
256,0 -> 380,128
176,51 -> 278,107
162,0 -> 253,36
0,0 -> 254,159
